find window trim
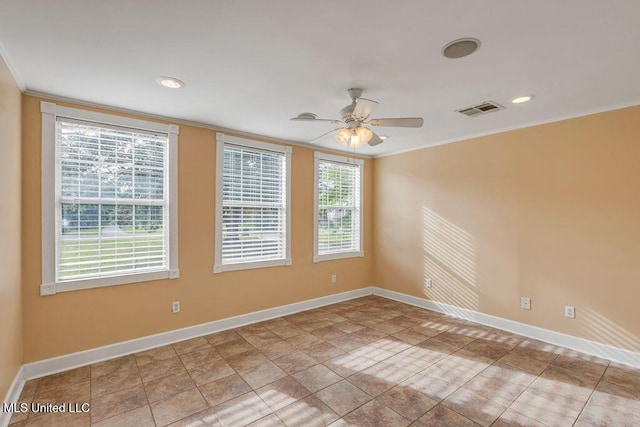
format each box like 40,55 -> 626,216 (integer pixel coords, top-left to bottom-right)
213,133 -> 292,273
313,151 -> 364,262
40,101 -> 179,295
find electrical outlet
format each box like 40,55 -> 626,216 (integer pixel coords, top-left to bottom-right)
426,279 -> 432,288
565,305 -> 575,318
331,275 -> 337,284
521,297 -> 531,310
172,301 -> 180,313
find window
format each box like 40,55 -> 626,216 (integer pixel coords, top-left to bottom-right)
40,102 -> 179,295
314,152 -> 364,262
214,134 -> 291,272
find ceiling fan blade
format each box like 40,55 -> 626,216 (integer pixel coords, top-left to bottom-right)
368,117 -> 424,128
309,128 -> 341,144
290,117 -> 341,123
367,131 -> 384,146
352,98 -> 379,121
290,112 -> 342,123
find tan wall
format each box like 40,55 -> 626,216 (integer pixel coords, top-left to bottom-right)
373,105 -> 640,352
0,57 -> 23,397
21,95 -> 373,362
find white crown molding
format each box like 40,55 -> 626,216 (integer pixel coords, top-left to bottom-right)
0,366 -> 24,427
372,287 -> 640,369
22,287 -> 374,380
0,40 -> 26,92
374,99 -> 640,158
23,90 -> 373,159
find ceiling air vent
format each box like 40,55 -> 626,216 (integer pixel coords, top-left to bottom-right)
456,101 -> 504,117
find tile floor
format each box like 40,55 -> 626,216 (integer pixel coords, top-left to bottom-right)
8,296 -> 640,426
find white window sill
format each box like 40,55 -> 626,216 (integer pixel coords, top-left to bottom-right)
40,269 -> 179,295
313,251 -> 364,263
213,258 -> 292,273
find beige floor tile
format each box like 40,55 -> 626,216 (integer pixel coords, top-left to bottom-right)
498,350 -> 550,376
204,392 -> 272,426
135,345 -> 177,366
273,351 -> 318,375
236,323 -> 270,338
339,400 -> 409,427
172,337 -> 212,355
138,355 -> 186,383
260,340 -> 297,360
293,364 -> 342,393
285,333 -> 323,349
276,395 -> 339,427
256,376 -> 311,411
509,388 -> 583,426
413,404 -> 480,426
238,361 -> 288,389
246,413 -> 287,427
602,362 -> 640,395
90,383 -> 148,422
323,353 -> 379,378
462,373 -> 528,407
315,380 -> 371,416
214,337 -> 255,358
37,366 -> 90,394
144,369 -> 195,403
311,325 -> 347,341
269,325 -> 306,339
179,346 -> 222,369
301,341 -> 345,363
443,387 -> 508,426
552,354 -> 608,380
23,411 -> 90,427
93,405 -> 155,427
150,388 -> 208,427
492,408 -> 546,427
245,331 -> 283,348
226,349 -> 270,372
376,384 -> 438,421
391,328 -> 431,345
205,329 -> 242,346
187,359 -> 235,386
199,373 -> 251,407
91,355 -> 138,379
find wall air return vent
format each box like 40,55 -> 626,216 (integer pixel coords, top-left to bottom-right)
456,101 -> 504,117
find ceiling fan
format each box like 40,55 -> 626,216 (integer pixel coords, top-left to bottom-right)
291,88 -> 423,148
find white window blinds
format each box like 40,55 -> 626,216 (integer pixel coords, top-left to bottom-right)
314,153 -> 363,261
215,134 -> 292,272
56,118 -> 169,281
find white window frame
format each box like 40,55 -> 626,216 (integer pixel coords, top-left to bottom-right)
214,133 -> 292,273
313,152 -> 364,262
40,101 -> 179,295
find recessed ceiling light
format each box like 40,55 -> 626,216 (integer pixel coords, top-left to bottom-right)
511,95 -> 535,104
379,135 -> 388,140
442,38 -> 481,59
156,76 -> 184,89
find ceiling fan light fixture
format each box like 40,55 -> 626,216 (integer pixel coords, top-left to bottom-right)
335,128 -> 352,145
352,126 -> 372,148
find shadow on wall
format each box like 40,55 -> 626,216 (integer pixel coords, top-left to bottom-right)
422,207 -> 480,310
580,306 -> 640,354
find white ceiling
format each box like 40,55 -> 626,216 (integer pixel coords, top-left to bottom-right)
1,0 -> 639,156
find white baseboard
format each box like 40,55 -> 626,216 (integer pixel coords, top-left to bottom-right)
1,365 -> 24,427
22,287 -> 373,380
373,287 -> 640,369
